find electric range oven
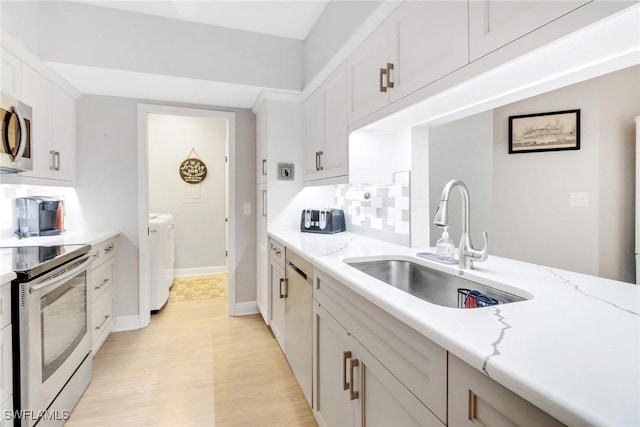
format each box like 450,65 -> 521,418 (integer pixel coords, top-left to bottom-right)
2,244 -> 92,427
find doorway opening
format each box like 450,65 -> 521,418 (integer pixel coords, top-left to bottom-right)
137,104 -> 236,327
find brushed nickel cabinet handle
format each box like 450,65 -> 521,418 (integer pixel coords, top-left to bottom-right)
318,151 -> 324,171
379,68 -> 387,93
350,358 -> 359,400
343,351 -> 352,390
94,278 -> 110,291
262,159 -> 267,176
279,278 -> 285,298
386,63 -> 394,89
315,151 -> 320,171
104,243 -> 115,254
95,315 -> 110,330
49,150 -> 56,170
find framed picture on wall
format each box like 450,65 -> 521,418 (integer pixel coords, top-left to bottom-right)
509,109 -> 580,154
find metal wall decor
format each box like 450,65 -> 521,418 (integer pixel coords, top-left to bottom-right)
179,147 -> 208,184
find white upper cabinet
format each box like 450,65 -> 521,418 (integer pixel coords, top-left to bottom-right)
469,0 -> 591,61
50,84 -> 77,182
1,48 -> 21,98
389,1 -> 469,102
20,64 -> 52,179
256,107 -> 267,184
348,1 -> 469,123
6,51 -> 77,184
304,61 -> 348,183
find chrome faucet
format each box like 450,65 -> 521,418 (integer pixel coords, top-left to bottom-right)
433,179 -> 488,269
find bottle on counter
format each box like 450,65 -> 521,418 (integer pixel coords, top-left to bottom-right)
436,227 -> 456,261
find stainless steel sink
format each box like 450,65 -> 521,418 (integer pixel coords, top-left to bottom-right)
345,259 -> 527,308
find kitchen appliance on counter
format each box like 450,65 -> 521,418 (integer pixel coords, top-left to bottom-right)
3,244 -> 92,427
1,92 -> 33,174
300,209 -> 345,234
15,197 -> 65,238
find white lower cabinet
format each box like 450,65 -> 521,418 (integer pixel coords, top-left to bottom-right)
89,237 -> 117,354
448,354 -> 563,427
313,268 -> 446,427
269,239 -> 286,350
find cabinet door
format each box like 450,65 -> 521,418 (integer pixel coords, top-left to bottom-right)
256,184 -> 269,324
284,261 -> 313,406
469,0 -> 590,61
448,354 -> 564,427
0,326 -> 12,404
50,84 -> 76,182
20,64 -> 51,179
303,86 -> 325,182
1,48 -> 21,98
350,336 -> 444,427
389,1 -> 469,102
313,303 -> 354,427
347,23 -> 390,124
256,107 -> 267,184
321,62 -> 348,180
270,261 -> 286,351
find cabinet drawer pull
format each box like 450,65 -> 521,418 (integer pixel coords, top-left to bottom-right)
379,67 -> 387,93
386,63 -> 394,89
343,351 -> 352,390
317,151 -> 324,171
279,278 -> 288,298
94,278 -> 110,291
315,151 -> 320,171
104,243 -> 115,254
95,315 -> 110,331
350,358 -> 359,400
262,159 -> 267,176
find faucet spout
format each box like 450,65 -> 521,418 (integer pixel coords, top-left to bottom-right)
432,179 -> 488,269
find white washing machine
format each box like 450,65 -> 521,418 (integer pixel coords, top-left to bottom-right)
149,213 -> 175,311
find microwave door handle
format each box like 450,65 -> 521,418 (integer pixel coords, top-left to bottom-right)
29,255 -> 92,294
11,105 -> 27,162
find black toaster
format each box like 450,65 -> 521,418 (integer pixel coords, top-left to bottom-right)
300,209 -> 345,234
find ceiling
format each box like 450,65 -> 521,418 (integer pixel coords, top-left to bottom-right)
69,0 -> 330,40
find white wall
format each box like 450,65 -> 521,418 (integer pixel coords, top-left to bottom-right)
428,111 -> 494,246
303,1 -> 381,86
76,95 -> 257,320
492,66 -> 639,282
148,114 -> 227,272
2,1 -> 304,91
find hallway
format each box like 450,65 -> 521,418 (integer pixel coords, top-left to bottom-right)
67,297 -> 316,426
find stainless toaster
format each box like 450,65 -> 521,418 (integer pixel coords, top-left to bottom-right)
300,209 -> 345,234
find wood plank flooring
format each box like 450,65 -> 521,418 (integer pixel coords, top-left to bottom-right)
66,297 -> 317,426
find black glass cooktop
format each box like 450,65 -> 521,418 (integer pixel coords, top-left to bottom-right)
1,244 -> 91,280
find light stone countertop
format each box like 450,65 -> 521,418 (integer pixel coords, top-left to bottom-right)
269,229 -> 640,427
0,230 -> 119,248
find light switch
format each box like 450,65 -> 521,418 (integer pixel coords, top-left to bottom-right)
243,203 -> 252,215
569,192 -> 589,207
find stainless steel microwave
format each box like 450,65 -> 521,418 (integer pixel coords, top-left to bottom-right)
1,92 -> 33,173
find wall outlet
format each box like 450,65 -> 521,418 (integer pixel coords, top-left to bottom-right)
569,192 -> 589,207
243,203 -> 252,215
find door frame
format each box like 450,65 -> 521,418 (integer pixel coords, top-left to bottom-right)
137,103 -> 237,327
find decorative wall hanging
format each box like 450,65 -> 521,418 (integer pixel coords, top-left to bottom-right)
509,109 -> 580,154
179,147 -> 208,184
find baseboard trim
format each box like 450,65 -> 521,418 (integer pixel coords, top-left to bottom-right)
174,266 -> 227,277
113,315 -> 143,332
233,301 -> 259,316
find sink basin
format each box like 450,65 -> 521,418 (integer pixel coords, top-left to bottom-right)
345,258 -> 527,309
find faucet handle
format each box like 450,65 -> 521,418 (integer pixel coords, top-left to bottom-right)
475,232 -> 489,262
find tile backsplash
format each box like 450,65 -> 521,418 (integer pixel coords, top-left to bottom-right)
334,171 -> 410,246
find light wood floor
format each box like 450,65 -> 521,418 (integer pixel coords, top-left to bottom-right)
66,297 -> 317,426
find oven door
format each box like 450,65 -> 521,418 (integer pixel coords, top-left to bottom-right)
20,254 -> 92,423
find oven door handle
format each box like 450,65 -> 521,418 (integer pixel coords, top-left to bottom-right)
29,254 -> 92,294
